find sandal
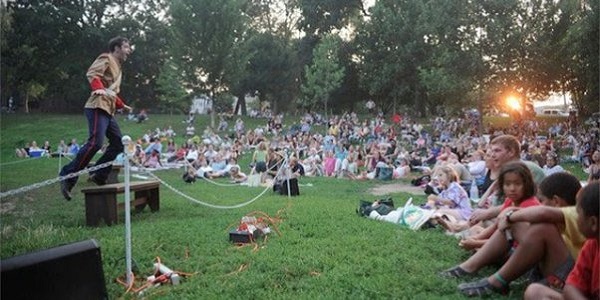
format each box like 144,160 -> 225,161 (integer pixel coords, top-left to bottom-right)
438,265 -> 476,278
458,278 -> 509,297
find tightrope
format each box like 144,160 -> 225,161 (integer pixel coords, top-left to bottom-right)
1,155 -> 292,210
0,156 -> 47,167
145,171 -> 272,209
0,161 -> 114,198
132,157 -> 290,209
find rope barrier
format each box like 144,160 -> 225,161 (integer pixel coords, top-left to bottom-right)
0,156 -> 47,167
138,161 -> 288,210
125,154 -> 291,209
0,161 -> 114,198
0,151 -> 293,211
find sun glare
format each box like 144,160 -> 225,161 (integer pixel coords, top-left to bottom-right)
506,96 -> 521,111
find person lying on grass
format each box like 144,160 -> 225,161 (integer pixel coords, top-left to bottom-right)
452,161 -> 541,252
442,172 -> 585,297
523,180 -> 599,300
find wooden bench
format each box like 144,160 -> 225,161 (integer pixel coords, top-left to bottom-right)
81,180 -> 160,227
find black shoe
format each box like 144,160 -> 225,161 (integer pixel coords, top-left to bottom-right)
89,174 -> 107,186
424,185 -> 439,195
439,265 -> 477,279
60,180 -> 73,201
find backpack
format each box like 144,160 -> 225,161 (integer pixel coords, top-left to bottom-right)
411,175 -> 431,186
182,172 -> 196,183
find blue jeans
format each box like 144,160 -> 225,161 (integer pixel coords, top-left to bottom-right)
60,108 -> 123,184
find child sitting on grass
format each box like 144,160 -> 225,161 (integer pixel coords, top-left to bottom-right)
450,172 -> 585,297
425,165 -> 472,223
455,161 -> 541,251
523,180 -> 599,300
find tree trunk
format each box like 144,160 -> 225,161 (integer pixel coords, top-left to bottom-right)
25,93 -> 30,114
210,90 -> 216,128
210,108 -> 215,128
234,93 -> 247,116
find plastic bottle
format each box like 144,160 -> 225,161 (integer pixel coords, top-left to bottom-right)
469,181 -> 480,203
154,263 -> 180,285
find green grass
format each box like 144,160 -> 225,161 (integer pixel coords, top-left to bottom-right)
0,113 -> 586,299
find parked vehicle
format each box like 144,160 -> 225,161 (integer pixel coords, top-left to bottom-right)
538,108 -> 569,117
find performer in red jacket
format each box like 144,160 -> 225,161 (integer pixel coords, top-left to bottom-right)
59,36 -> 132,200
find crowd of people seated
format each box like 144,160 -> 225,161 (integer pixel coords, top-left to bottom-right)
16,109 -> 599,186
12,107 -> 599,298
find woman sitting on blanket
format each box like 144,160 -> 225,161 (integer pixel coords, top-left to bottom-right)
229,166 -> 247,183
425,165 -> 473,223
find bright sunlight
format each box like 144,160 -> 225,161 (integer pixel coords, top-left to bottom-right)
506,95 -> 521,111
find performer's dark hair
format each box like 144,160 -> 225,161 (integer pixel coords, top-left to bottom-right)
109,36 -> 129,52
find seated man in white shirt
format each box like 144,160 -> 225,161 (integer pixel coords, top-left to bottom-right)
467,150 -> 487,186
542,152 -> 565,176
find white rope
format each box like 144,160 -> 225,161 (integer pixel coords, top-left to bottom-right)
0,160 -> 114,198
132,157 -> 290,209
0,156 -> 47,167
145,171 -> 273,209
0,151 -> 297,210
198,176 -> 239,187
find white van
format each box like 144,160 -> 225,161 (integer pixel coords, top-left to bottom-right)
539,109 -> 568,117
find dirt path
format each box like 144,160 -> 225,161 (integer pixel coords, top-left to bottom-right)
368,182 -> 425,196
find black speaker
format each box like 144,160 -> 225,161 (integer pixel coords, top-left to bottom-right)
1,239 -> 108,300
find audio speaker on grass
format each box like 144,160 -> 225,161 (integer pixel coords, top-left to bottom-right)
1,239 -> 108,300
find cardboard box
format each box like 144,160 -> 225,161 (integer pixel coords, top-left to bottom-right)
229,230 -> 253,243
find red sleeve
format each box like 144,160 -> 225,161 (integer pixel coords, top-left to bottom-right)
90,77 -> 104,91
519,196 -> 541,208
500,199 -> 513,211
115,96 -> 125,109
566,239 -> 599,297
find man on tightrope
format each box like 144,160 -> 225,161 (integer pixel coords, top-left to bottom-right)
59,36 -> 133,200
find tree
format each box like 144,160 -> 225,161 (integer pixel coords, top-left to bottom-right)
24,82 -> 46,114
563,0 -> 599,115
170,0 -> 247,126
300,34 -> 345,115
416,0 -> 480,112
355,0 -> 426,115
1,0 -> 170,112
298,0 -> 366,37
156,61 -> 188,115
245,0 -> 302,41
1,0 -> 91,112
232,31 -> 299,114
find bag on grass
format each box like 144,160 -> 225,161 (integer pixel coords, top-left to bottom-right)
357,198 -> 395,217
411,175 -> 431,186
376,167 -> 393,180
399,199 -> 435,230
182,172 -> 196,183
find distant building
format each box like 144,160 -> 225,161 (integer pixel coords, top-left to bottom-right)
190,95 -> 212,114
191,93 -> 263,115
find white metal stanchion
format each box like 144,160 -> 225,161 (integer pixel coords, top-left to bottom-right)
122,135 -> 134,285
284,149 -> 291,198
58,153 -> 62,174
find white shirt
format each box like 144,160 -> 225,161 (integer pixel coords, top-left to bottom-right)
543,164 -> 565,176
468,160 -> 487,179
186,149 -> 199,161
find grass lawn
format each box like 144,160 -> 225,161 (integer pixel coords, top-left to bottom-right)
0,113 -> 586,299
